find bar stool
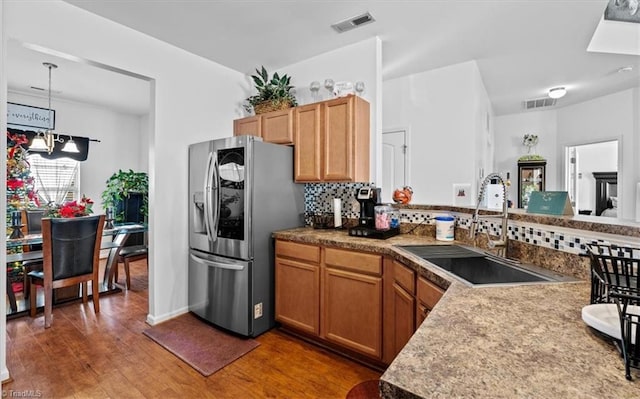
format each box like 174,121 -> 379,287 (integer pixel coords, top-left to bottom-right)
582,243 -> 640,380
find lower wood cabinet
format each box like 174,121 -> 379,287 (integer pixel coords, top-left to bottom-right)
323,247 -> 383,359
416,276 -> 445,325
274,239 -> 445,365
275,241 -> 320,335
323,267 -> 382,358
389,260 -> 416,359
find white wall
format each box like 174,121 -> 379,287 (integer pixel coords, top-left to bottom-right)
470,61 -> 495,193
3,1 -> 247,368
557,88 -> 638,221
493,110 -> 558,205
383,60 -> 490,205
0,0 -> 8,383
281,37 -> 382,184
7,91 -> 146,215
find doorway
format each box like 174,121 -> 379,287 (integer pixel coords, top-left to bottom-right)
565,140 -> 619,216
382,129 -> 408,203
5,41 -> 153,316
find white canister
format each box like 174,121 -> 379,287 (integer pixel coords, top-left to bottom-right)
435,215 -> 455,241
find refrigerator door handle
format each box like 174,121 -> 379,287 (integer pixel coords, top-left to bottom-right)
211,151 -> 221,237
203,151 -> 217,242
189,253 -> 245,271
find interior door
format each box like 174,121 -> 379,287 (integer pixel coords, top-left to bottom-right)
382,130 -> 407,203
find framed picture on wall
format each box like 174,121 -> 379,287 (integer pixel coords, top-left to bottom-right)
7,102 -> 55,130
453,183 -> 472,206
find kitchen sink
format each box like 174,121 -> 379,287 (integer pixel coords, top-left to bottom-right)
399,244 -> 573,286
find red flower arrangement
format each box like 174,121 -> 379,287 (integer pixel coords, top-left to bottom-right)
45,195 -> 94,218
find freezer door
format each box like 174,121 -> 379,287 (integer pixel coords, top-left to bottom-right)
188,250 -> 252,336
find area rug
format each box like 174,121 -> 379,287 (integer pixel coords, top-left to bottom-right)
143,313 -> 259,376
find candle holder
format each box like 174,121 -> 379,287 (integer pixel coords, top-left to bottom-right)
105,207 -> 115,229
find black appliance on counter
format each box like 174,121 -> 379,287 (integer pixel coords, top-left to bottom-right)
348,186 -> 399,239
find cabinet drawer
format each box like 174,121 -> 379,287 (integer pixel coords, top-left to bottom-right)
276,240 -> 320,263
324,247 -> 382,276
393,261 -> 415,294
417,277 -> 444,309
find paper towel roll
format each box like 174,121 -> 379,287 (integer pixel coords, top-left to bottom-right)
333,198 -> 342,228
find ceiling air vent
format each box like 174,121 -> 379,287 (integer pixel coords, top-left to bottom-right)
523,97 -> 557,110
331,12 -> 375,33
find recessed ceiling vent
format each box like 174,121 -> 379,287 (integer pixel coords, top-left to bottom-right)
331,12 -> 375,33
523,97 -> 557,110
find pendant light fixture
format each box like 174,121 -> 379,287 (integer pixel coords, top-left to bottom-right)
30,62 -> 80,154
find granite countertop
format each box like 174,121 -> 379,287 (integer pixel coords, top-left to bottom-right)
273,228 -> 640,398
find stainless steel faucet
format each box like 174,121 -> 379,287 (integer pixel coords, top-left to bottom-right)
469,172 -> 510,258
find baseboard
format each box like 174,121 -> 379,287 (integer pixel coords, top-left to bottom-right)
1,367 -> 11,384
146,307 -> 189,326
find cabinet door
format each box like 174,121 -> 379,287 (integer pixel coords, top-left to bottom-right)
416,302 -> 429,326
322,267 -> 382,359
294,103 -> 323,182
275,257 -> 320,335
323,96 -> 354,181
262,108 -> 294,145
233,116 -> 261,137
416,277 -> 444,326
392,283 -> 416,358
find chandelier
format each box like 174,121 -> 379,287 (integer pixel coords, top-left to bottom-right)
30,62 -> 79,154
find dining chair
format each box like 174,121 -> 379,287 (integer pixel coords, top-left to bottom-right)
112,245 -> 148,290
22,209 -> 45,300
29,214 -> 105,328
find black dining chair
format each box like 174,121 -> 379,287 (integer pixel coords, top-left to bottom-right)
22,209 -> 45,300
29,215 -> 105,329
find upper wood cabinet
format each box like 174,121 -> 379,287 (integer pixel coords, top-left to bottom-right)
261,108 -> 295,145
233,108 -> 294,145
233,115 -> 261,138
294,103 -> 322,181
295,95 -> 370,183
234,95 -> 370,181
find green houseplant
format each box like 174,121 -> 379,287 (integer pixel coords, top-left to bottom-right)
101,169 -> 148,223
245,66 -> 298,114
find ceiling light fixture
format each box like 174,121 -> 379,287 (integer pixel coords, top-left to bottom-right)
31,62 -> 79,154
617,66 -> 634,73
548,87 -> 567,99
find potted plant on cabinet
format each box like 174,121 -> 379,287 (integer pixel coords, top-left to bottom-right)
245,66 -> 298,114
101,169 -> 148,224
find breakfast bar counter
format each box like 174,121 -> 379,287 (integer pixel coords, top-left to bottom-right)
272,228 -> 639,398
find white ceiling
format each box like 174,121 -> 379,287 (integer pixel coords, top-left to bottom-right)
8,1 -> 640,116
7,40 -> 151,115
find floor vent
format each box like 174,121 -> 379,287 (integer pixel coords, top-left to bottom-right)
331,12 -> 375,33
523,97 -> 557,110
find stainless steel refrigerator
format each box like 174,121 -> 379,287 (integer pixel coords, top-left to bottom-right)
188,135 -> 304,337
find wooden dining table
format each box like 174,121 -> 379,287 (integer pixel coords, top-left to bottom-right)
6,223 -> 147,312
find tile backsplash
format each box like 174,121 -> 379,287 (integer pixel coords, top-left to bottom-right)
304,183 -> 640,259
304,182 -> 367,222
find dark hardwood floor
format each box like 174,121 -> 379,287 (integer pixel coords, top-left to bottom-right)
4,260 -> 381,398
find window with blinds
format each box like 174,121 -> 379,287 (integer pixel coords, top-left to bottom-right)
28,154 -> 80,205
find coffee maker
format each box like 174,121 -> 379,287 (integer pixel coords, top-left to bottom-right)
349,186 -> 399,239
